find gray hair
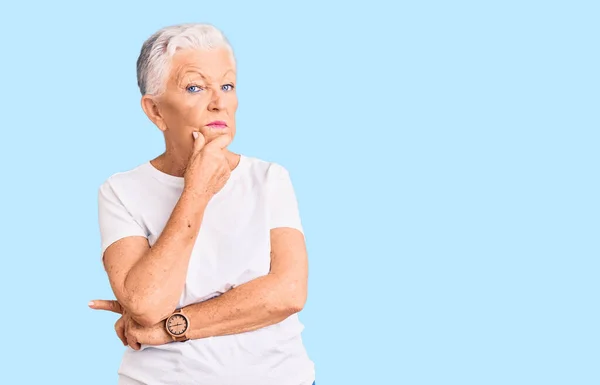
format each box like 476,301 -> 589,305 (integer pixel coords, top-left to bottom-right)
136,23 -> 234,96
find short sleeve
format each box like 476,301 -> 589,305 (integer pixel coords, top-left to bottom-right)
98,180 -> 147,256
267,164 -> 304,233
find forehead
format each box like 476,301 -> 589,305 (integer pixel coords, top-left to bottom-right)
169,48 -> 236,82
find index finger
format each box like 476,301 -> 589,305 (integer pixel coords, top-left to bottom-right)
192,131 -> 206,153
89,299 -> 123,314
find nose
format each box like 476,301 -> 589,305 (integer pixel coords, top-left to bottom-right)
207,88 -> 225,111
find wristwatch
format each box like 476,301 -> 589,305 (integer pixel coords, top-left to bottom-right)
165,308 -> 190,342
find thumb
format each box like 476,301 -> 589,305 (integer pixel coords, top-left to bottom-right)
192,131 -> 206,153
89,299 -> 123,314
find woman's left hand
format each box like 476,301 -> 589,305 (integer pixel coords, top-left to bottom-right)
90,299 -> 172,350
124,315 -> 172,349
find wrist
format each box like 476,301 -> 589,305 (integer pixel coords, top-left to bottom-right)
181,305 -> 211,340
182,185 -> 212,205
165,308 -> 191,342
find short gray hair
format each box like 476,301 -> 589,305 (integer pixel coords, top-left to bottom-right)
136,23 -> 234,96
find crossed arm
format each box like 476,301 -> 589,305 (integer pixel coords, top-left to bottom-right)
91,188 -> 308,348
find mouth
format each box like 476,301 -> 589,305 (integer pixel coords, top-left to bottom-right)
206,120 -> 228,129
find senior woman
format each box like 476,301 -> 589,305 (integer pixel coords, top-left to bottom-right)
88,23 -> 315,385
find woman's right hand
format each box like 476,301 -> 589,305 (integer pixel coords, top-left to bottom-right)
184,131 -> 233,197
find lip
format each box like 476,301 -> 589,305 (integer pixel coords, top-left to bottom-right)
206,120 -> 227,128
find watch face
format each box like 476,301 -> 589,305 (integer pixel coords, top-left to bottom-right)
167,314 -> 188,336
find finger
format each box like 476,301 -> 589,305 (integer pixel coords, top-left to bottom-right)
115,318 -> 127,346
192,131 -> 206,153
126,330 -> 141,351
128,338 -> 141,350
125,318 -> 142,350
89,300 -> 123,314
206,133 -> 232,149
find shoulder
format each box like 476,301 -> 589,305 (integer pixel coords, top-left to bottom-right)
241,155 -> 291,179
98,163 -> 152,199
240,155 -> 299,203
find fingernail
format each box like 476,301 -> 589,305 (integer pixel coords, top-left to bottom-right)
193,132 -> 198,139
88,301 -> 95,307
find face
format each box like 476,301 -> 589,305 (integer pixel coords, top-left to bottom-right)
142,48 -> 237,155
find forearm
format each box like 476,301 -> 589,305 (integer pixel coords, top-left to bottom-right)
124,188 -> 210,324
183,274 -> 303,339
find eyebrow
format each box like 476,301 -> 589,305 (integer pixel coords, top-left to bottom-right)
176,68 -> 236,85
178,70 -> 207,83
221,69 -> 236,77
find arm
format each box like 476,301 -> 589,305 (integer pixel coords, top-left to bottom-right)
101,188 -> 210,327
90,227 -> 308,347
180,163 -> 309,338
183,226 -> 308,339
99,133 -> 232,327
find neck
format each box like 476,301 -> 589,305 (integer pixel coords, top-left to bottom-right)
151,148 -> 241,178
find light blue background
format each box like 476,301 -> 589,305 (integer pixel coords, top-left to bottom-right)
0,1 -> 597,384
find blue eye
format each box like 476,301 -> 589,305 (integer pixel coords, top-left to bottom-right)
186,85 -> 203,93
222,84 -> 234,92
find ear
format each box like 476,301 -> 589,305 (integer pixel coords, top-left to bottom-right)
141,95 -> 167,132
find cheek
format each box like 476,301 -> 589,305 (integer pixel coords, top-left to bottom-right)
166,98 -> 206,130
229,95 -> 239,113
181,101 -> 205,124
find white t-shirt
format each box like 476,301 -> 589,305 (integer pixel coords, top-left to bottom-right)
97,155 -> 315,385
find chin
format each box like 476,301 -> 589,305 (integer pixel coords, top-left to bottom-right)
204,128 -> 233,140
